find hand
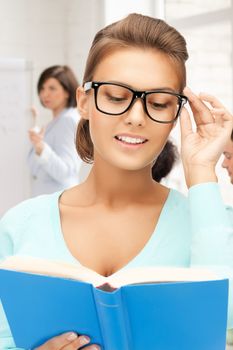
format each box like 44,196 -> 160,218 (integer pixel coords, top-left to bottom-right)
30,106 -> 39,119
180,87 -> 233,188
28,127 -> 45,155
34,332 -> 100,350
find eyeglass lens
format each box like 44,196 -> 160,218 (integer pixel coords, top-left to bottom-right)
96,84 -> 181,122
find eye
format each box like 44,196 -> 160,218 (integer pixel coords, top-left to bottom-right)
108,95 -> 125,101
150,102 -> 168,110
147,92 -> 178,111
105,93 -> 129,103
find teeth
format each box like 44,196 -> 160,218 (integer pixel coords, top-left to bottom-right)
117,136 -> 146,144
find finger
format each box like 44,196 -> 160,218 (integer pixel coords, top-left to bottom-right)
28,129 -> 38,136
39,127 -> 45,136
209,108 -> 226,126
30,106 -> 39,117
199,92 -> 225,109
83,345 -> 100,350
183,87 -> 214,125
63,335 -> 92,350
179,106 -> 193,142
210,108 -> 233,122
35,332 -> 78,350
211,109 -> 233,133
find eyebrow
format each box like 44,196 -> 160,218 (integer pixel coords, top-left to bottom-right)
104,80 -> 179,93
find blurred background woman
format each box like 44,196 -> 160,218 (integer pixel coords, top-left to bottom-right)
28,65 -> 82,196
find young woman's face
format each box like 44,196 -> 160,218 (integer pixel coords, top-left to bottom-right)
222,139 -> 233,184
39,77 -> 69,113
79,48 -> 182,171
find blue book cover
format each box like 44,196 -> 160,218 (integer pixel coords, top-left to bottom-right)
0,266 -> 229,350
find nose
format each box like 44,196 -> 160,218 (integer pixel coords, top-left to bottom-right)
123,97 -> 147,126
40,87 -> 49,98
221,156 -> 228,169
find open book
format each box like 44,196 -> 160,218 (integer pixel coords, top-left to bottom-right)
0,254 -> 222,289
0,255 -> 229,350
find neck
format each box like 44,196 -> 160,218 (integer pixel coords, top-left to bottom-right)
83,160 -> 159,208
52,105 -> 67,118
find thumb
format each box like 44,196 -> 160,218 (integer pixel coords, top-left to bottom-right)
39,127 -> 45,136
179,107 -> 193,143
30,106 -> 39,119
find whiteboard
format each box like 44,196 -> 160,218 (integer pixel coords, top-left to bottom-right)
0,58 -> 32,216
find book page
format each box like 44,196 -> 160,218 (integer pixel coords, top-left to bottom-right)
0,255 -> 106,287
0,256 -> 220,290
109,266 -> 219,288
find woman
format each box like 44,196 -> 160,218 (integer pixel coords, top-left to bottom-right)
28,65 -> 83,196
0,14 -> 233,349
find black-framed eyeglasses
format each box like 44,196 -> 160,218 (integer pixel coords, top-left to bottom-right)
84,81 -> 188,124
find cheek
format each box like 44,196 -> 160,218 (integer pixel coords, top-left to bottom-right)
88,111 -> 108,147
154,125 -> 173,146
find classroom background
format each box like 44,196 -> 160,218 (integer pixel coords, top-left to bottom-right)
0,0 -> 232,216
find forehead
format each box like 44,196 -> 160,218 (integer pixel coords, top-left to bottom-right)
42,77 -> 60,86
224,140 -> 233,153
93,48 -> 182,91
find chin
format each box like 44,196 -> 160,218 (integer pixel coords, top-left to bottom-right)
113,159 -> 152,172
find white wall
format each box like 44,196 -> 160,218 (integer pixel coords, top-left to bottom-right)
163,1 -> 233,205
104,0 -> 165,24
0,0 -> 104,123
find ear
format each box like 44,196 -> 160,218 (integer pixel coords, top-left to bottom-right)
76,86 -> 89,120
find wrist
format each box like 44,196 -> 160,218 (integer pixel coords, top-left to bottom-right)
35,142 -> 44,155
184,165 -> 217,188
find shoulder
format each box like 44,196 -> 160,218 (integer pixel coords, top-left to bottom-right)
54,108 -> 79,135
0,192 -> 61,232
163,188 -> 190,226
61,108 -> 79,124
226,205 -> 233,224
168,188 -> 188,207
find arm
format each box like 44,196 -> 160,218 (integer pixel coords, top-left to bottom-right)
28,117 -> 81,183
0,213 -> 21,349
27,146 -> 41,177
188,183 -> 233,328
180,88 -> 233,327
0,211 -> 99,350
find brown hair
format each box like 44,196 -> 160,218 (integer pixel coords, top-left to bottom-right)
152,140 -> 178,182
231,129 -> 233,141
76,13 -> 188,163
38,65 -> 79,107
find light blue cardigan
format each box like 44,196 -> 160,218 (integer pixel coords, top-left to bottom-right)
0,183 -> 233,349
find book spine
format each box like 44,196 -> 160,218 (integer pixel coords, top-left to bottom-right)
93,288 -> 130,350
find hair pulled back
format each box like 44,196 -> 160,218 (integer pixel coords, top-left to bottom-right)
76,13 -> 188,163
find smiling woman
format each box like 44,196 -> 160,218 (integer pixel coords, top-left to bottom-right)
0,13 -> 233,350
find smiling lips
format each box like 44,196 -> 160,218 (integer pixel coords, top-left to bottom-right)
115,135 -> 148,145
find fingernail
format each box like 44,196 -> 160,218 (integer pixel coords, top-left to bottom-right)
90,346 -> 100,350
80,336 -> 90,345
66,332 -> 78,341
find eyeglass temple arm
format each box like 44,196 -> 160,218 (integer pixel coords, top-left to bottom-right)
84,82 -> 92,92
